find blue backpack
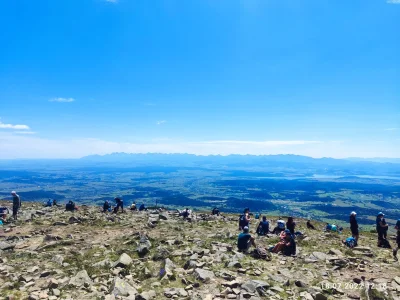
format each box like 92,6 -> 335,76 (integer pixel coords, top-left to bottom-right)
345,237 -> 357,248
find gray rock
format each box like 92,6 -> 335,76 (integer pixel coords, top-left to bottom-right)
111,277 -> 137,297
227,260 -> 242,268
113,253 -> 133,268
69,270 -> 93,287
394,276 -> 400,285
53,221 -> 68,226
312,252 -> 328,261
48,278 -> 59,289
315,293 -> 328,300
184,260 -> 197,270
93,258 -> 111,268
194,268 -> 215,282
241,281 -> 257,293
137,235 -> 152,255
0,241 -> 15,251
52,255 -> 64,265
164,258 -> 175,271
295,280 -> 308,288
242,280 -> 270,296
328,249 -> 343,256
159,213 -> 168,220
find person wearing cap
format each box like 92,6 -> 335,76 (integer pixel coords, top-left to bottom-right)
394,219 -> 400,260
376,212 -> 388,247
237,226 -> 256,253
349,212 -> 359,242
11,191 -> 21,221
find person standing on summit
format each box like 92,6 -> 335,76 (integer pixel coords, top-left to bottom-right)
11,191 -> 21,220
349,211 -> 359,242
114,197 -> 124,213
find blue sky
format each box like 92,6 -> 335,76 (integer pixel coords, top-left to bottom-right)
0,0 -> 399,159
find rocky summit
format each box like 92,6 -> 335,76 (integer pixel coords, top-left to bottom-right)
0,202 -> 399,300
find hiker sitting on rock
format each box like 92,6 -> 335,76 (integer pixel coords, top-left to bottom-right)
239,208 -> 251,230
271,229 -> 288,253
181,208 -> 190,219
139,204 -> 147,211
212,207 -> 220,216
103,200 -> 111,213
44,198 -> 53,207
237,226 -> 256,253
0,206 -> 9,222
114,197 -> 124,213
307,220 -> 316,230
376,212 -> 389,247
130,203 -> 137,211
65,200 -> 78,212
325,223 -> 338,232
393,219 -> 400,260
271,218 -> 286,235
256,216 -> 270,236
283,230 -> 296,256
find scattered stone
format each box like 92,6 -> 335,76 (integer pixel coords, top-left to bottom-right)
111,277 -> 137,297
113,253 -> 133,268
69,270 -> 93,287
194,268 -> 215,282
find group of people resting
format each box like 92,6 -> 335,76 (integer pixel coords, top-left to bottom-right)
102,198 -> 147,213
237,208 -> 298,256
237,208 -> 400,261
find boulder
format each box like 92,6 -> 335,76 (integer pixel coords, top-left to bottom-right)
69,270 -> 93,287
312,252 -> 328,261
135,290 -> 156,300
194,268 -> 215,282
0,242 -> 15,251
52,255 -> 64,265
159,213 -> 169,220
113,253 -> 133,268
137,235 -> 152,255
111,277 -> 137,297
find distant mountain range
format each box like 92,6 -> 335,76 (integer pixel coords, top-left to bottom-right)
0,153 -> 399,176
81,152 -> 400,165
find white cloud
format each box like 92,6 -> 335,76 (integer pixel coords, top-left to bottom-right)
105,0 -> 118,3
200,140 -> 321,146
49,97 -> 75,103
0,121 -> 30,130
384,128 -> 398,131
157,120 -> 167,125
14,131 -> 36,135
387,0 -> 400,3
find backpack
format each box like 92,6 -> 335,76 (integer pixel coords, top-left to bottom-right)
379,239 -> 391,249
277,221 -> 285,229
345,237 -> 357,248
255,214 -> 260,220
239,215 -> 245,227
252,247 -> 272,260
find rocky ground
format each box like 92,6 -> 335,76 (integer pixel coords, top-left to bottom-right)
0,201 -> 399,300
